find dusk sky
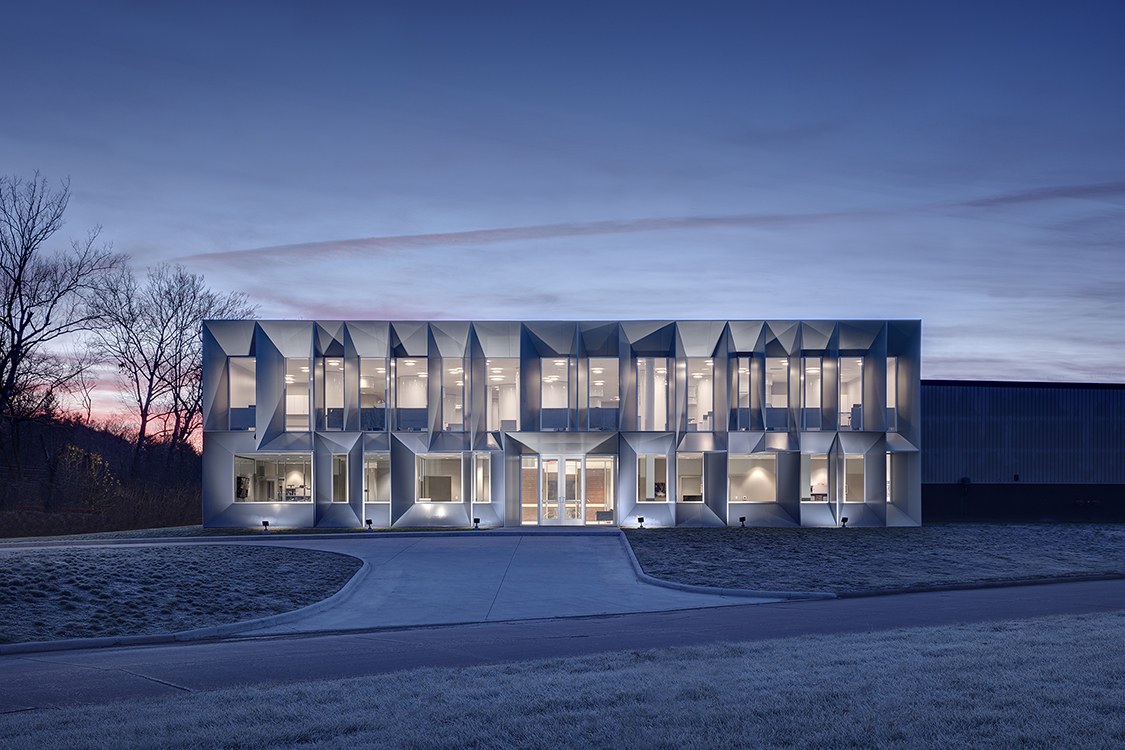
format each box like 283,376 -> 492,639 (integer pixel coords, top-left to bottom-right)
4,1 -> 1124,383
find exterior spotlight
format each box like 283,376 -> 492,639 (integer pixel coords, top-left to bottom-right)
637,516 -> 645,528
261,520 -> 270,534
739,516 -> 746,528
473,517 -> 481,530
365,519 -> 373,531
840,516 -> 849,528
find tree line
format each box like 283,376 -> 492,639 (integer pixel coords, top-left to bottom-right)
0,171 -> 256,484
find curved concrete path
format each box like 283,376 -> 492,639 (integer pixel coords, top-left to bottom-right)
245,533 -> 777,634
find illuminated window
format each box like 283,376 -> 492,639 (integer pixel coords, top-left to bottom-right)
416,454 -> 461,502
588,358 -> 619,430
728,454 -> 777,502
686,358 -> 714,431
637,358 -> 669,431
541,358 -> 569,430
359,358 -> 387,431
442,359 -> 464,431
285,358 -> 310,431
486,358 -> 520,431
396,357 -> 428,431
228,357 -> 255,430
677,452 -> 704,501
234,454 -> 311,503
363,453 -> 390,503
637,454 -> 668,501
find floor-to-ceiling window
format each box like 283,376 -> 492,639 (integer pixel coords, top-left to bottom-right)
844,454 -> 864,503
541,358 -> 569,430
839,356 -> 863,431
637,454 -> 668,502
285,358 -> 310,431
472,453 -> 491,504
331,455 -> 347,502
686,359 -> 714,431
359,358 -> 387,431
734,357 -> 752,430
728,454 -> 777,502
677,452 -> 704,501
321,358 -> 344,430
636,357 -> 669,431
887,356 -> 898,431
228,356 -> 255,430
442,360 -> 464,431
363,453 -> 390,503
416,454 -> 462,502
801,454 -> 829,501
520,456 -> 539,524
802,356 -> 822,430
395,357 -> 428,431
588,358 -> 619,430
486,358 -> 520,431
765,357 -> 788,431
585,457 -> 615,524
234,454 -> 312,502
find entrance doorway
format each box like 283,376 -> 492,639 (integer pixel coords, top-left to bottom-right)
522,455 -> 616,526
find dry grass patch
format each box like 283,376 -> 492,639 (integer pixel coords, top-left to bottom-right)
0,544 -> 361,643
3,612 -> 1125,749
625,523 -> 1125,593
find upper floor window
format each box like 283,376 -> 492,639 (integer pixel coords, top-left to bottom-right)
285,358 -> 310,431
228,356 -> 255,430
320,357 -> 344,430
686,358 -> 713,432
395,357 -> 428,431
765,357 -> 788,431
734,356 -> 753,431
588,358 -> 618,431
442,360 -> 464,431
802,356 -> 822,430
487,358 -> 520,431
886,356 -> 898,431
839,356 -> 863,431
359,358 -> 387,431
541,358 -> 569,431
636,357 -> 668,431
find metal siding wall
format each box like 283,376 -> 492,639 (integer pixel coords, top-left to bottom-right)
922,382 -> 1125,484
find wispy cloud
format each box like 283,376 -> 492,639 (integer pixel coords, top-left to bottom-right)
952,181 -> 1125,209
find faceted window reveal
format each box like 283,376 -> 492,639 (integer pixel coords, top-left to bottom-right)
228,356 -> 255,430
486,358 -> 520,431
765,357 -> 788,430
234,454 -> 312,503
540,358 -> 569,430
416,454 -> 462,502
840,356 -> 863,430
443,360 -> 464,431
728,454 -> 777,502
637,454 -> 668,501
588,358 -> 619,430
396,357 -> 428,431
285,358 -> 310,431
677,452 -> 704,502
359,358 -> 387,431
363,453 -> 390,503
636,357 -> 669,431
686,358 -> 714,431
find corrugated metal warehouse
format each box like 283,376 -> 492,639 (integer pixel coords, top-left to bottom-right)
922,380 -> 1125,520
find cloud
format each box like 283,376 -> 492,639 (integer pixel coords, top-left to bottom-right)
952,181 -> 1125,209
173,210 -> 879,267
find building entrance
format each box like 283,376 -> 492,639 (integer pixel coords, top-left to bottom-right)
522,455 -> 617,526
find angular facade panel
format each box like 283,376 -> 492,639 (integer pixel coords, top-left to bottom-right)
203,319 -> 922,528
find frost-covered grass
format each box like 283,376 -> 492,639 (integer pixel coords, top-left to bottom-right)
625,523 -> 1125,593
4,612 -> 1125,749
0,545 -> 361,643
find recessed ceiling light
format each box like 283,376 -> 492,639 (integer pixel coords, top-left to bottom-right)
491,368 -> 503,373
591,368 -> 604,374
553,360 -> 566,366
593,380 -> 604,386
418,372 -> 428,378
376,367 -> 385,373
404,360 -> 416,366
692,373 -> 703,379
490,376 -> 504,382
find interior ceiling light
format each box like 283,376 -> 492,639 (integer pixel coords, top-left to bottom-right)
692,373 -> 703,379
491,368 -> 503,373
404,360 -> 416,366
299,366 -> 309,372
490,376 -> 504,381
705,360 -> 713,366
593,380 -> 605,386
418,372 -> 428,378
376,367 -> 385,373
553,360 -> 566,366
591,368 -> 604,374
456,380 -> 463,386
328,360 -> 340,367
656,368 -> 666,374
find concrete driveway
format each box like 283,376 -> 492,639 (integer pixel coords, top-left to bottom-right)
247,531 -> 776,634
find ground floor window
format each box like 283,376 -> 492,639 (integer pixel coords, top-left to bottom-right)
520,455 -> 539,524
843,454 -> 864,502
473,453 -> 491,503
363,453 -> 390,503
886,452 -> 893,502
728,454 -> 777,502
416,454 -> 462,502
802,454 -> 829,501
677,452 -> 704,502
331,455 -> 347,503
637,454 -> 668,502
234,454 -> 312,503
585,456 -> 615,524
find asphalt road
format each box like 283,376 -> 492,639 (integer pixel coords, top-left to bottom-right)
3,578 -> 1124,713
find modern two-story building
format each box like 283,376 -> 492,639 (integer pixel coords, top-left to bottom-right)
202,320 -> 921,528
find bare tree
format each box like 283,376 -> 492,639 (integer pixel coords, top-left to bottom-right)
91,263 -> 255,474
0,172 -> 120,476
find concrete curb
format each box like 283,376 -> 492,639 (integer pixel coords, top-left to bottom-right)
616,531 -> 837,601
0,552 -> 371,656
835,572 -> 1125,598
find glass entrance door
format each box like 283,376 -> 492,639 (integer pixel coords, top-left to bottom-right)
540,456 -> 584,525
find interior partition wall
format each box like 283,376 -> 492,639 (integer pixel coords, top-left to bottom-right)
202,319 -> 921,529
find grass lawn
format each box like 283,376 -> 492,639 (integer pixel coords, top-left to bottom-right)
3,612 -> 1124,749
0,545 -> 361,643
625,523 -> 1125,594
